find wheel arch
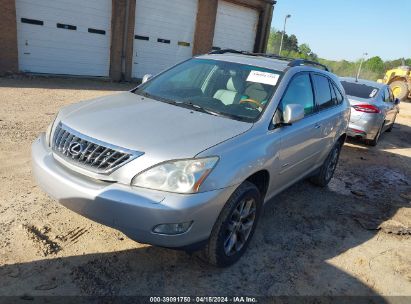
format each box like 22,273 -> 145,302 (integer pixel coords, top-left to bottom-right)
389,76 -> 408,85
337,133 -> 347,145
245,170 -> 270,199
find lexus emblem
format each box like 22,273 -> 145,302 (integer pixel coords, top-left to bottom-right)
68,142 -> 84,156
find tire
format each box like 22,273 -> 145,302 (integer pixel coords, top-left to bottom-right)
365,123 -> 383,146
390,81 -> 409,101
310,140 -> 342,187
386,114 -> 397,132
202,181 -> 261,267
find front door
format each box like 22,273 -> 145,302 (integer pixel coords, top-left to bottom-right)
276,73 -> 323,189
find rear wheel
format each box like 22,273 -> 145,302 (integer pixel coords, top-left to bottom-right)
390,80 -> 408,101
202,181 -> 261,267
365,123 -> 384,146
310,141 -> 342,187
386,114 -> 397,132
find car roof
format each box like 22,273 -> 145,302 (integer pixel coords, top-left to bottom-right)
197,50 -> 331,74
197,53 -> 290,72
339,77 -> 386,89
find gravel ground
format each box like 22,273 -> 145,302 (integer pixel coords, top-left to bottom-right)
0,76 -> 410,298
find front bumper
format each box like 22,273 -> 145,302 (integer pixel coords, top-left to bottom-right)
32,134 -> 236,248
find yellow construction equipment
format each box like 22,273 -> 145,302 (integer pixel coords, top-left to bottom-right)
378,66 -> 411,101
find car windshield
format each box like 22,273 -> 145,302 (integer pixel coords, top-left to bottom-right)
341,81 -> 379,99
135,58 -> 283,122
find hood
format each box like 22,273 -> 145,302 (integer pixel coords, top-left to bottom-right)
59,92 -> 252,159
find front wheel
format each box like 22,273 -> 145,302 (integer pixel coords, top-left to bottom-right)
202,181 -> 261,267
310,141 -> 342,187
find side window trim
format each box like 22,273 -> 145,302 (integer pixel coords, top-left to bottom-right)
308,73 -> 319,114
331,81 -> 344,105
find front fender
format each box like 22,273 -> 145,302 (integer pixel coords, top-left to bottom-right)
197,127 -> 281,193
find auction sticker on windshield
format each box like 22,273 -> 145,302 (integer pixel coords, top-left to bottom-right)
247,70 -> 280,86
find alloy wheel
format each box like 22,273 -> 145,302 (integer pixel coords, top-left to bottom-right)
224,197 -> 256,256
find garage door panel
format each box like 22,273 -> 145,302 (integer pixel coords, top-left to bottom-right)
18,26 -> 109,49
213,0 -> 258,52
18,62 -> 106,76
132,0 -> 198,78
16,0 -> 111,23
16,0 -> 111,76
17,43 -> 109,61
16,11 -> 110,32
19,57 -> 109,70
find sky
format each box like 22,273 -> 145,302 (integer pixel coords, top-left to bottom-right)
271,0 -> 411,61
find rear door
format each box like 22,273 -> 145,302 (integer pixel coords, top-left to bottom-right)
311,74 -> 345,158
275,73 -> 323,189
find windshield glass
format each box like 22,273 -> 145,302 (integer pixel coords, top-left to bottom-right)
135,58 -> 282,122
341,81 -> 379,99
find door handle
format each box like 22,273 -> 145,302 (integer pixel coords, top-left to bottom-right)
314,124 -> 321,129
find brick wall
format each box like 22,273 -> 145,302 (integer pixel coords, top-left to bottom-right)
0,0 -> 18,75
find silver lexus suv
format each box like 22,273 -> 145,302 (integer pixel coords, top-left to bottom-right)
32,50 -> 350,266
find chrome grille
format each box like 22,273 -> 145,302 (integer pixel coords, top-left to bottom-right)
52,123 -> 142,174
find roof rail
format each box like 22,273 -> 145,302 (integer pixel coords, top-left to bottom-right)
208,49 -> 254,56
253,53 -> 295,61
208,49 -> 330,71
288,59 -> 329,71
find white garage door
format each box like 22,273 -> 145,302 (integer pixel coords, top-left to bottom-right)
132,0 -> 198,79
213,1 -> 259,52
15,0 -> 111,76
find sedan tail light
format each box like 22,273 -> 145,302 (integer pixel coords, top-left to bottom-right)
352,104 -> 381,114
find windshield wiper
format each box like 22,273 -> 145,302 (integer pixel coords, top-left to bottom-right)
135,90 -> 178,105
176,102 -> 219,116
178,101 -> 249,122
134,93 -> 250,122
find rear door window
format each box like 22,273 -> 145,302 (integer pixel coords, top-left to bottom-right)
312,74 -> 334,110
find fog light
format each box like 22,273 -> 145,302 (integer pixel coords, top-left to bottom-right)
153,222 -> 193,235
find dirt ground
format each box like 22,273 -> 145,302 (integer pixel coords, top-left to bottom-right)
0,76 -> 410,299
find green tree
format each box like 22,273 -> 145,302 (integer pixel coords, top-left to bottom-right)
365,56 -> 384,73
299,43 -> 311,57
285,34 -> 299,53
265,28 -> 410,81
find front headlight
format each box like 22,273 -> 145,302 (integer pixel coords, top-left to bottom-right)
45,113 -> 58,147
131,157 -> 219,193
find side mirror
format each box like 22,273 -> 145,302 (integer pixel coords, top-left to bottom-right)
142,74 -> 152,84
283,104 -> 304,124
394,98 -> 400,105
